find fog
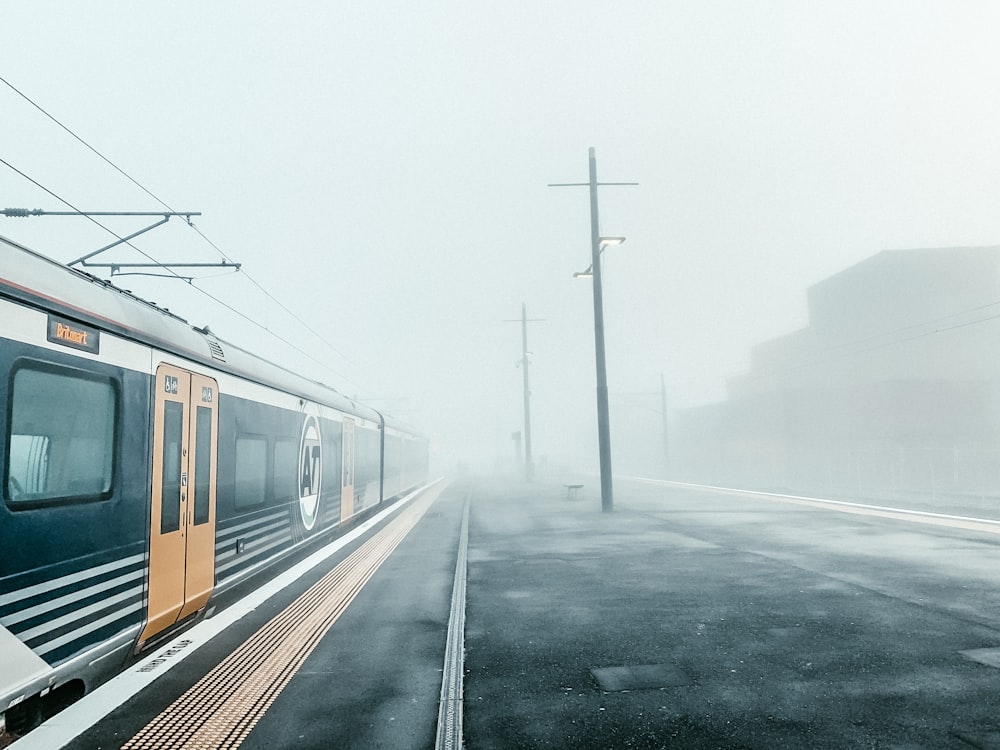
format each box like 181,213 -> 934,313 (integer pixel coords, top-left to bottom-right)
3,2 -> 1000,486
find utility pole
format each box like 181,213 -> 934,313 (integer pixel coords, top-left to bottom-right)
505,304 -> 544,482
549,149 -> 637,512
661,372 -> 669,478
587,150 -> 614,510
520,303 -> 533,482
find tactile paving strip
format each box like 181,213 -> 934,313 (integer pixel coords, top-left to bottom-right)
121,487 -> 440,750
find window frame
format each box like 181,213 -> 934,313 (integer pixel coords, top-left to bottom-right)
4,358 -> 121,510
192,404 -> 213,526
233,433 -> 269,511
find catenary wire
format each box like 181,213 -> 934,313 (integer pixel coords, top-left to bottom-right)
0,74 -> 179,217
5,75 -> 997,397
0,75 -> 353,362
0,156 -> 182,272
0,154 -> 361,392
0,76 -> 359,385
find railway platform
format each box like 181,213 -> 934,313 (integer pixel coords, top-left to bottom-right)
11,474 -> 1000,749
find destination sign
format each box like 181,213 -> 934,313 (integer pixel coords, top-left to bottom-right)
46,315 -> 101,354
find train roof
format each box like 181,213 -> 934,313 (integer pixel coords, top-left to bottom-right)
0,234 -> 394,428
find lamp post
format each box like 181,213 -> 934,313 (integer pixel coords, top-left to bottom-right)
550,147 -> 636,513
520,303 -> 533,482
505,305 -> 544,482
587,233 -> 624,513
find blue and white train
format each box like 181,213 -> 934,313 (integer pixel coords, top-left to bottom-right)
0,234 -> 429,733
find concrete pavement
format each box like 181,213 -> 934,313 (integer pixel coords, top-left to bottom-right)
28,473 -> 1000,749
462,475 -> 1000,749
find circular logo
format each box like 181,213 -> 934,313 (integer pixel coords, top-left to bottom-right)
298,414 -> 322,530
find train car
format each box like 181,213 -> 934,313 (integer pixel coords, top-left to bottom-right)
0,234 -> 429,733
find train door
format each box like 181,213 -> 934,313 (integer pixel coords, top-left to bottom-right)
341,418 -> 354,522
139,364 -> 219,646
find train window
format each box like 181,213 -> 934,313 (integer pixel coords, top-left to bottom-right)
6,364 -> 117,505
235,435 -> 267,509
273,438 -> 297,506
160,401 -> 183,533
193,406 -> 212,525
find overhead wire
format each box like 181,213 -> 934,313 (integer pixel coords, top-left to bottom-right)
0,154 -> 361,389
0,75 -> 360,391
0,73 -> 349,359
6,74 -> 997,400
0,155 -> 181,272
0,74 -> 178,218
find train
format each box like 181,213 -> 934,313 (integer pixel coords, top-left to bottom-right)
0,233 -> 429,734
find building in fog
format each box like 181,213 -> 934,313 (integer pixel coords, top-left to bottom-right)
673,246 -> 1000,500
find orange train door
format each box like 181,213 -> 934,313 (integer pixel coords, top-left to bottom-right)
139,364 -> 219,646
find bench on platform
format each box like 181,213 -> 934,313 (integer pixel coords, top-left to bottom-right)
564,483 -> 583,500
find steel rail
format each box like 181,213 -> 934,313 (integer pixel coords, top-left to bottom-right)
435,487 -> 471,750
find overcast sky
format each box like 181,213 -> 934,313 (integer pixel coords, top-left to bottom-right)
3,2 -> 1000,472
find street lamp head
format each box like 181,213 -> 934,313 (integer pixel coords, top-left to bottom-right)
573,265 -> 594,279
599,236 -> 626,248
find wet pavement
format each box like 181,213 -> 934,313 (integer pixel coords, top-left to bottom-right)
462,475 -> 1000,749
16,474 -> 1000,749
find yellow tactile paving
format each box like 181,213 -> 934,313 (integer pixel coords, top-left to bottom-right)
121,485 -> 442,750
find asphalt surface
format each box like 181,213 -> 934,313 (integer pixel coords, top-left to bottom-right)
463,476 -> 1000,749
19,474 -> 1000,749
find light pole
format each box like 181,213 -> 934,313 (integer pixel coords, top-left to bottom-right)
550,147 -> 636,513
520,303 -> 533,482
585,234 -> 624,513
505,305 -> 544,482
660,372 -> 669,478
